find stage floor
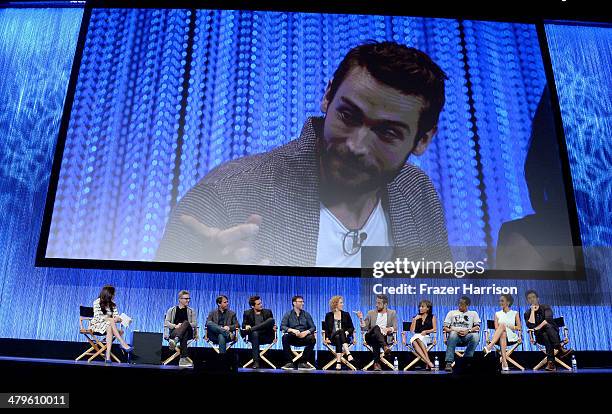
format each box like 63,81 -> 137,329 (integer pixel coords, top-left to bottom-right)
1,355 -> 609,406
3,355 -> 612,376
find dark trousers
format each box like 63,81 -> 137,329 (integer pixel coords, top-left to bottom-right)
364,326 -> 388,362
536,324 -> 562,362
206,321 -> 233,353
282,333 -> 316,364
329,330 -> 351,353
169,323 -> 193,357
245,318 -> 275,362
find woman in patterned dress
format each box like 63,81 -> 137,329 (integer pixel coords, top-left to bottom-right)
90,285 -> 133,362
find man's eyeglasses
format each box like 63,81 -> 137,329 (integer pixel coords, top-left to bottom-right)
180,297 -> 191,301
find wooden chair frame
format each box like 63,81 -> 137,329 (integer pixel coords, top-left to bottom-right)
285,331 -> 317,369
401,322 -> 437,371
484,319 -> 524,371
443,328 -> 481,366
242,326 -> 278,369
163,326 -> 199,365
320,322 -> 357,371
75,306 -> 122,363
362,331 -> 398,371
528,317 -> 571,371
204,326 -> 240,354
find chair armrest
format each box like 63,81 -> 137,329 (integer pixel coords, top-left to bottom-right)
527,329 -> 536,343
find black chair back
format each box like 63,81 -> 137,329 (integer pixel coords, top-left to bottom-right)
321,321 -> 326,334
80,306 -> 94,318
554,317 -> 565,327
486,320 -> 496,330
402,321 -> 411,332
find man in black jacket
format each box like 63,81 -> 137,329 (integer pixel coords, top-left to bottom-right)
524,290 -> 572,371
242,296 -> 276,369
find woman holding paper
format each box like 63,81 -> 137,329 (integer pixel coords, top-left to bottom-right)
90,285 -> 133,363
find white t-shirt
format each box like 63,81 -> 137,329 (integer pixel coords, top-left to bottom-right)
444,310 -> 481,331
376,312 -> 389,330
315,199 -> 392,267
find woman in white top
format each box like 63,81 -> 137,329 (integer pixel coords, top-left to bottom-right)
90,285 -> 133,363
483,294 -> 521,370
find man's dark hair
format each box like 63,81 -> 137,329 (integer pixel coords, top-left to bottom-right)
501,293 -> 514,306
459,296 -> 471,306
216,295 -> 228,305
292,295 -> 304,305
376,294 -> 389,305
327,41 -> 448,140
525,289 -> 539,299
248,295 -> 261,307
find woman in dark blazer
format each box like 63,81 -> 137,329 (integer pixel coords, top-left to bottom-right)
324,296 -> 355,370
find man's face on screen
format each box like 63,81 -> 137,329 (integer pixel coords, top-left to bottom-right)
320,66 -> 432,194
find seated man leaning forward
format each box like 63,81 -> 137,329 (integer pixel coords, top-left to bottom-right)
156,41 -> 451,268
443,296 -> 481,371
356,294 -> 398,371
205,295 -> 239,354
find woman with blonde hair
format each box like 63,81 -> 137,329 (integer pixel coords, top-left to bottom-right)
323,295 -> 355,370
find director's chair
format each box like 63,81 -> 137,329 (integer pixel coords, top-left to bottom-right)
204,325 -> 240,354
484,320 -> 525,370
284,331 -> 317,369
320,321 -> 357,371
443,329 -> 481,367
163,326 -> 199,365
529,317 -> 571,371
75,305 -> 122,363
362,330 -> 398,371
401,321 -> 436,371
242,326 -> 278,369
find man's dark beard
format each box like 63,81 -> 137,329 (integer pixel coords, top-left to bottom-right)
319,142 -> 405,198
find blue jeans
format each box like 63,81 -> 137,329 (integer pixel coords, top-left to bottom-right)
206,321 -> 232,353
445,331 -> 479,362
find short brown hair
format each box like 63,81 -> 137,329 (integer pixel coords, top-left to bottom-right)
178,290 -> 190,299
327,41 -> 448,139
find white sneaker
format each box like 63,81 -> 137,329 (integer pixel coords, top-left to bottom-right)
179,357 -> 193,367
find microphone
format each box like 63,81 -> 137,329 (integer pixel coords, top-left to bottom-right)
342,230 -> 368,256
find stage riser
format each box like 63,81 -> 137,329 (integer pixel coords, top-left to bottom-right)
2,338 -> 612,369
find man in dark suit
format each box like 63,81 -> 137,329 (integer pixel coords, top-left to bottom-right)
242,295 -> 276,369
524,290 -> 572,371
206,295 -> 239,354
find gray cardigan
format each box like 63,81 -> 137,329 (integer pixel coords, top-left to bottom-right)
164,306 -> 198,339
156,116 -> 451,266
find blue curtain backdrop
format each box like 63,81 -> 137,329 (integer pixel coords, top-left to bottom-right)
46,9 -> 548,261
0,8 -> 611,350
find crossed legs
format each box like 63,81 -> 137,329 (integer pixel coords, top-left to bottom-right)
105,323 -> 129,361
